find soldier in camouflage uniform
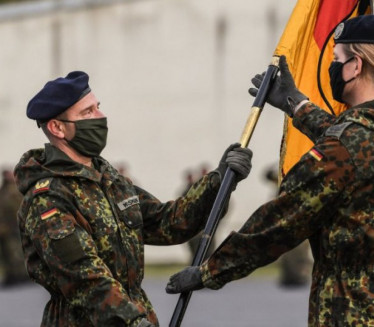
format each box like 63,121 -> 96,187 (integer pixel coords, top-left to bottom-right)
0,169 -> 28,286
166,16 -> 374,326
15,71 -> 253,326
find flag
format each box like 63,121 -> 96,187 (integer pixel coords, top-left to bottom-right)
274,0 -> 371,177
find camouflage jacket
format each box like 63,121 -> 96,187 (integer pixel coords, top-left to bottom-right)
201,101 -> 374,326
15,144 -> 222,327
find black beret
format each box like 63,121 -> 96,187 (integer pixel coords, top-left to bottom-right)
27,71 -> 91,122
334,15 -> 374,44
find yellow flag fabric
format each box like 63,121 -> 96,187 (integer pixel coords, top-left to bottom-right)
275,0 -> 371,177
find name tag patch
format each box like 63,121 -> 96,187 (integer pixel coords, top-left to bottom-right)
324,122 -> 352,140
117,196 -> 139,211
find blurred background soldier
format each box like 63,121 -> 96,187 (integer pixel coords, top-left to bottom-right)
0,168 -> 28,287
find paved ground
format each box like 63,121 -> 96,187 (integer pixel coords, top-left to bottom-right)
0,274 -> 310,327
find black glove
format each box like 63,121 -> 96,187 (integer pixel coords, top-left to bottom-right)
248,55 -> 308,117
133,317 -> 155,327
215,143 -> 253,183
166,266 -> 204,294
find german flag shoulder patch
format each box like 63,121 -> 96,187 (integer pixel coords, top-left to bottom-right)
33,178 -> 52,195
309,148 -> 323,161
40,207 -> 59,220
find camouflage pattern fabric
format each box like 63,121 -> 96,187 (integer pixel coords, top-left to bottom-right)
14,143 -> 221,327
200,101 -> 374,326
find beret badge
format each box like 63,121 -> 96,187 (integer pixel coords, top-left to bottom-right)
334,23 -> 344,40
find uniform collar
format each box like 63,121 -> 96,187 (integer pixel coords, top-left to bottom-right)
44,143 -> 103,182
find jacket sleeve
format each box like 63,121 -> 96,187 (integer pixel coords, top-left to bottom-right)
137,172 -> 224,245
25,193 -> 145,326
200,138 -> 355,290
292,102 -> 337,143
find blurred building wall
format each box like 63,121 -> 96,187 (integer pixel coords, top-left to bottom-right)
0,0 -> 297,263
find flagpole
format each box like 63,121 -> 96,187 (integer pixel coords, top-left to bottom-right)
168,56 -> 280,327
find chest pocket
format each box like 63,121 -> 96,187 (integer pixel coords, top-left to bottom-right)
116,195 -> 143,229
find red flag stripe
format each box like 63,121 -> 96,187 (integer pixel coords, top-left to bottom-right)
314,0 -> 358,49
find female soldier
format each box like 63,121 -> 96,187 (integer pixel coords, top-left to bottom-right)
166,15 -> 374,326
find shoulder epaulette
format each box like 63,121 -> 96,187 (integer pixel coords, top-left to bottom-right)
324,122 -> 352,140
32,178 -> 53,195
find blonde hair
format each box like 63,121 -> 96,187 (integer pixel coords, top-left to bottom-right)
343,43 -> 374,81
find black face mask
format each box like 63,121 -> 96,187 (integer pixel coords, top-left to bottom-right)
329,57 -> 355,103
60,117 -> 108,157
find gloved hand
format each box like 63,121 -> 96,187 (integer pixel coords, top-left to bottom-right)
215,143 -> 253,183
133,317 -> 155,327
165,266 -> 204,294
248,55 -> 308,117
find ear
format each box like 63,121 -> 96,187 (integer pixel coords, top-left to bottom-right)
46,119 -> 65,139
354,55 -> 363,77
